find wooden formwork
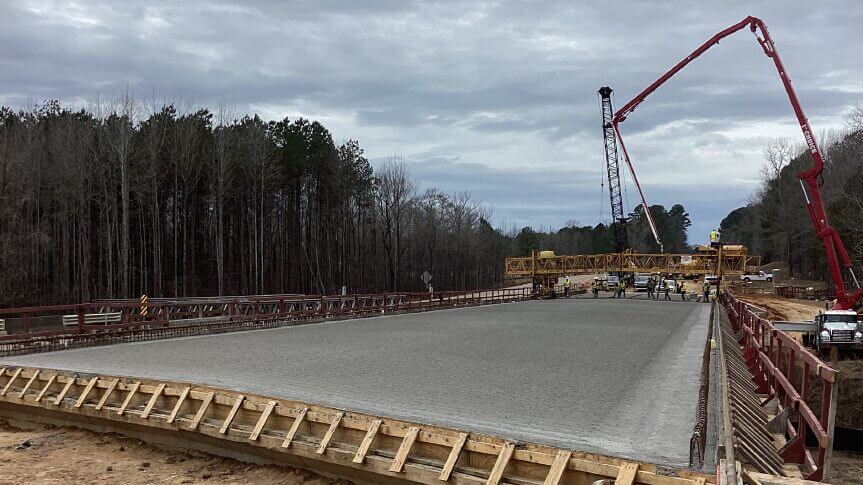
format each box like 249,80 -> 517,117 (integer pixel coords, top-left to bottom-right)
0,366 -> 715,485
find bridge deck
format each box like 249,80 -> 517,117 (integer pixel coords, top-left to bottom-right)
0,297 -> 711,466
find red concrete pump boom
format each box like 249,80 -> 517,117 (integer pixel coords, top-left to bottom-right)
612,15 -> 862,310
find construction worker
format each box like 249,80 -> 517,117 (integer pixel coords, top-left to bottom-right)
646,277 -> 655,299
563,277 -> 572,298
663,279 -> 672,301
679,281 -> 687,301
702,280 -> 710,303
709,229 -> 720,247
591,277 -> 601,298
617,279 -> 626,299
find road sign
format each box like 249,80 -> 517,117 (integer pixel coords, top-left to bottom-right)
420,271 -> 433,285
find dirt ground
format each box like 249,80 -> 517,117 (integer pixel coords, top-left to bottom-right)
733,290 -> 826,321
829,451 -> 863,485
0,419 -> 347,485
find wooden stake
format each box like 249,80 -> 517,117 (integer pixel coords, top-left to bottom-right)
18,370 -> 40,398
117,382 -> 140,415
316,412 -> 344,454
543,450 -> 572,485
75,377 -> 99,408
219,394 -> 245,434
35,375 -> 56,403
281,407 -> 308,449
96,379 -> 119,410
249,400 -> 277,441
54,376 -> 76,406
486,441 -> 515,485
615,462 -> 639,485
141,383 -> 165,418
389,426 -> 420,472
1,368 -> 22,396
438,432 -> 468,481
168,387 -> 190,423
189,392 -> 214,430
352,419 -> 382,464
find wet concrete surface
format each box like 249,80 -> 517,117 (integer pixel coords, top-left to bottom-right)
1,298 -> 710,466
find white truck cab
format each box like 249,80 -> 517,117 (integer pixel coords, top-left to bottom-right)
815,310 -> 863,352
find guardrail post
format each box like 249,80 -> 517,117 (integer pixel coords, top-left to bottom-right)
77,304 -> 85,334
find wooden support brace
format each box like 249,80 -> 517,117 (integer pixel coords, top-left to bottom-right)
75,377 -> 99,408
168,387 -> 190,423
219,394 -> 245,434
1,368 -> 22,396
316,412 -> 344,455
96,379 -> 119,410
352,419 -> 382,464
543,450 -> 573,485
249,400 -> 277,441
614,462 -> 639,485
141,383 -> 165,419
35,375 -> 56,403
54,376 -> 76,406
281,407 -> 308,449
117,382 -> 141,415
438,432 -> 468,481
486,441 -> 515,485
18,370 -> 40,398
189,392 -> 214,430
389,426 -> 420,472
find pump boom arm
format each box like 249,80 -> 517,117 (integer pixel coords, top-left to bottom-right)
612,15 -> 861,310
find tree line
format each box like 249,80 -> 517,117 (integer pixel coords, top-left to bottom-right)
512,203 -> 692,256
0,98 -> 697,307
720,106 -> 863,283
0,99 -> 512,306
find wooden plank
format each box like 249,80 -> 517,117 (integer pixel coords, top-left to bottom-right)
389,426 -> 420,472
249,400 -> 277,441
543,450 -> 573,485
352,419 -> 382,464
117,382 -> 141,415
168,387 -> 190,423
615,462 -> 639,485
438,432 -> 468,481
53,377 -> 76,406
189,392 -> 214,430
96,379 -> 119,410
18,370 -> 40,398
0,368 -> 22,396
219,394 -> 245,434
316,412 -> 344,455
281,406 -> 308,448
141,383 -> 165,419
74,377 -> 99,408
486,441 -> 515,485
35,375 -> 56,403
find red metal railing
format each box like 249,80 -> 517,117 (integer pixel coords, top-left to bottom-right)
0,288 -> 530,345
722,292 -> 838,481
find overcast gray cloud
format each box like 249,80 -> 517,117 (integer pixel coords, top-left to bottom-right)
3,0 -> 862,243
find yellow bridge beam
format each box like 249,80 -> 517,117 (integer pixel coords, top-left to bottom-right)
505,251 -> 761,277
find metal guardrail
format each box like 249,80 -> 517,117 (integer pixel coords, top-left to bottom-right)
0,289 -> 531,356
0,367 -> 715,485
722,292 -> 838,481
774,286 -> 836,301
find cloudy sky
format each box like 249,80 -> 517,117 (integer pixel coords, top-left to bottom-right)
3,1 -> 863,244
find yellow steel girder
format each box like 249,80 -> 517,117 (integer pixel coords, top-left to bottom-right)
505,251 -> 761,277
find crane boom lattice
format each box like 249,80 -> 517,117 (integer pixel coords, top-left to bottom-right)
598,87 -> 628,252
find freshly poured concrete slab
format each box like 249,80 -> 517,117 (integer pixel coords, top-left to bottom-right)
1,298 -> 710,466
